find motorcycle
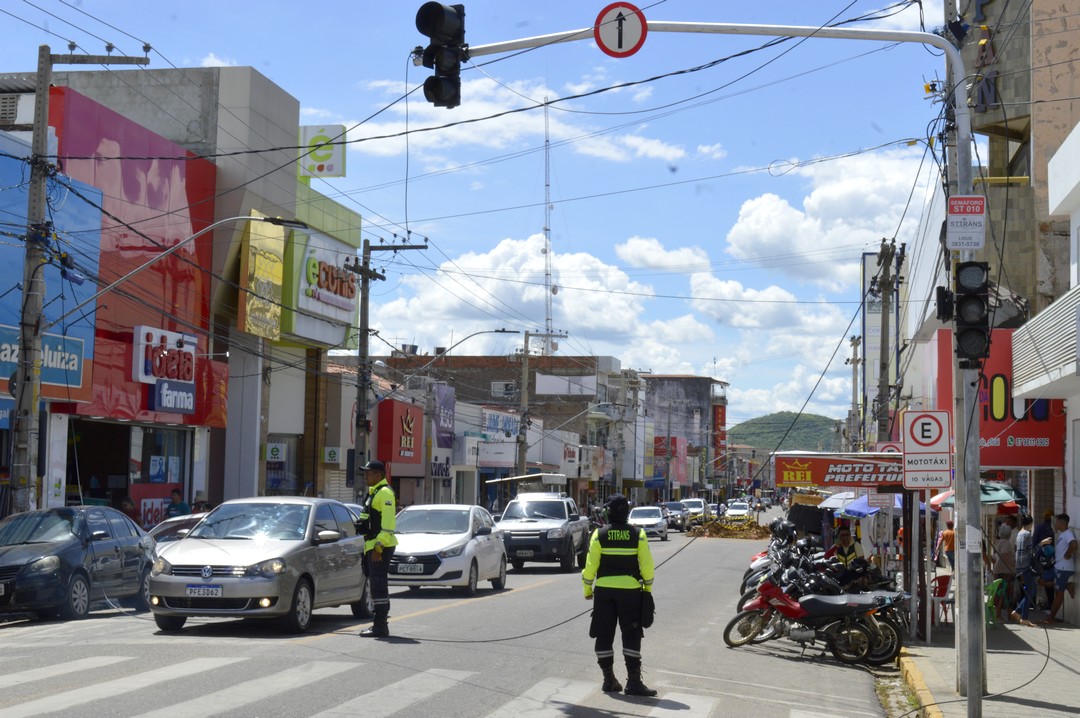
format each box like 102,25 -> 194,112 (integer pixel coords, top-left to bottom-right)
724,566 -> 881,665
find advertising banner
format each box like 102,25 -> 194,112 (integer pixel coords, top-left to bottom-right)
238,211 -> 284,340
434,384 -> 455,449
774,452 -> 904,488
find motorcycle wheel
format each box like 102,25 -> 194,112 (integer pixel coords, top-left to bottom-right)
750,613 -> 783,644
864,617 -> 903,666
827,622 -> 873,664
723,610 -> 767,648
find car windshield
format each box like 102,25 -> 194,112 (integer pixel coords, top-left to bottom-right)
396,509 -> 470,534
729,502 -> 750,512
0,510 -> 83,545
682,500 -> 704,510
500,500 -> 567,520
662,502 -> 685,512
188,503 -> 310,540
149,516 -> 204,543
630,508 -> 662,519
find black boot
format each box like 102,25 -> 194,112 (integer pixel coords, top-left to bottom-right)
360,616 -> 389,637
598,657 -> 623,692
624,658 -> 657,697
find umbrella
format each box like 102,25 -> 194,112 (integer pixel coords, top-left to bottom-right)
818,491 -> 856,510
929,482 -> 1026,510
841,494 -> 927,519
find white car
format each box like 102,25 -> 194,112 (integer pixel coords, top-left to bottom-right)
724,501 -> 752,521
628,506 -> 668,541
389,505 -> 507,595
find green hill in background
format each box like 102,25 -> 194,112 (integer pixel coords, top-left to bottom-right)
728,411 -> 845,455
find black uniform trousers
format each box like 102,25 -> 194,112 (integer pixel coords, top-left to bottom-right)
590,586 -> 644,659
363,546 -> 396,618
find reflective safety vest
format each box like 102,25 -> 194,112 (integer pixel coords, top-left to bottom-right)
359,479 -> 397,552
582,524 -> 655,597
835,541 -> 864,566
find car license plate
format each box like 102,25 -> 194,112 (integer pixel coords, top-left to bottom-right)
516,549 -> 534,557
396,564 -> 424,574
185,584 -> 222,597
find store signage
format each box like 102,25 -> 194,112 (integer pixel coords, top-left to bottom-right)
149,379 -> 195,415
324,447 -> 340,464
774,452 -> 903,487
0,325 -> 85,388
133,326 -> 197,385
286,230 -> 359,345
299,125 -> 347,178
267,443 -> 287,462
378,399 -> 423,465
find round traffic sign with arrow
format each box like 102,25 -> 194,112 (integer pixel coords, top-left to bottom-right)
594,2 -> 648,58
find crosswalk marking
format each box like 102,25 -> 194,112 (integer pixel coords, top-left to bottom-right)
647,692 -> 717,717
0,657 -> 243,718
133,661 -> 355,718
7,656 -> 132,686
483,677 -> 595,718
310,668 -> 475,718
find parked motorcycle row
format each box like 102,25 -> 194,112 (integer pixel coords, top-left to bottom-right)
723,519 -> 909,666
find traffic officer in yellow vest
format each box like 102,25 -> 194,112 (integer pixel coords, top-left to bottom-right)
357,460 -> 397,638
582,494 -> 657,697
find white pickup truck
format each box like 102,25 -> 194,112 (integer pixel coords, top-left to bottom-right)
496,493 -> 591,572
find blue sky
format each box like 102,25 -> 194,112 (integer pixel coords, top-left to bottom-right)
1,0 -> 950,425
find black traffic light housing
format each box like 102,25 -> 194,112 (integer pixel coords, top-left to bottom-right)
954,260 -> 991,360
416,3 -> 466,109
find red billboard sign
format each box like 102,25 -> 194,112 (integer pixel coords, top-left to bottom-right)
774,452 -> 903,488
377,399 -> 423,467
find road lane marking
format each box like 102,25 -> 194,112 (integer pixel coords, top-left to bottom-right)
482,677 -> 594,718
309,668 -> 475,718
647,692 -> 717,717
5,656 -> 132,686
133,661 -> 355,718
0,657 -> 243,718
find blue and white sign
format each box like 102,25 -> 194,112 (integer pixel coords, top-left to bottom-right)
149,379 -> 196,415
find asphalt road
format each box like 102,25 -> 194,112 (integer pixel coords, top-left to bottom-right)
0,526 -> 886,717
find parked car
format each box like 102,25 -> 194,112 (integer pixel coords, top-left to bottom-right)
148,497 -> 372,633
680,498 -> 712,525
147,513 -> 207,550
389,504 -> 507,595
661,501 -> 690,531
628,506 -> 668,541
0,506 -> 153,620
724,501 -> 753,522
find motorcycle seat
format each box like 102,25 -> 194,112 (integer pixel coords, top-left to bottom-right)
799,593 -> 880,616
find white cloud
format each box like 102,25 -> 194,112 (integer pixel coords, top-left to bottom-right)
200,52 -> 237,67
696,143 -> 727,160
615,237 -> 710,270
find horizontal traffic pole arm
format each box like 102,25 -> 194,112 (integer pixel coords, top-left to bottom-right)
468,22 -> 960,67
50,54 -> 149,66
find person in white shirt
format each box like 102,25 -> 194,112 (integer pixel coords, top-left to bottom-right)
1041,513 -> 1077,624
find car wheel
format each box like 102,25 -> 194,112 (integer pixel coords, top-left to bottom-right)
661,532 -> 668,541
133,568 -> 152,613
59,573 -> 91,620
459,561 -> 479,597
559,543 -> 576,573
511,558 -> 524,571
280,578 -> 313,634
351,579 -> 374,618
154,613 -> 187,632
491,556 -> 507,590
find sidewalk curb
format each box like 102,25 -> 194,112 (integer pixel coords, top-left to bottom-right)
898,651 -> 944,718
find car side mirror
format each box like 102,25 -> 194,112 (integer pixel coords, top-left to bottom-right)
569,514 -> 580,522
474,526 -> 492,537
316,530 -> 342,544
492,514 -> 502,522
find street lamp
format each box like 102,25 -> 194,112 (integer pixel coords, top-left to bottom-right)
11,213 -> 305,512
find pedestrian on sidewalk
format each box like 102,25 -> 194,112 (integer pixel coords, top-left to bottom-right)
991,522 -> 1016,620
934,521 -> 956,571
1033,508 -> 1056,608
1041,513 -> 1076,625
1010,514 -> 1038,627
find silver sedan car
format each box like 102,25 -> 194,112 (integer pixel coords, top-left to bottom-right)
148,497 -> 372,633
628,506 -> 669,541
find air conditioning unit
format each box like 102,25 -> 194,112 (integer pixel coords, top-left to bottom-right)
491,380 -> 516,398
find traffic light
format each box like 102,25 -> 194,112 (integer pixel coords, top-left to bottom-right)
416,3 -> 466,109
954,260 -> 991,360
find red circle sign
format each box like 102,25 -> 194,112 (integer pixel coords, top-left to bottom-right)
594,2 -> 648,58
907,413 -> 944,448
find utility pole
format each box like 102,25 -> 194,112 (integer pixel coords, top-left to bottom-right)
13,45 -> 148,513
847,336 -> 861,451
515,329 -> 566,476
875,238 -> 895,443
347,239 -> 425,493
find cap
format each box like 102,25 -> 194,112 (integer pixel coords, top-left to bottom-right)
1043,508 -> 1054,518
361,460 -> 386,473
605,494 -> 628,509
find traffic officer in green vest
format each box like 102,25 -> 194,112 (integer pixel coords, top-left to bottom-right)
582,494 -> 657,697
357,460 -> 397,638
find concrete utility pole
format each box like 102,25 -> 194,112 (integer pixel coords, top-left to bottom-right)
514,329 -> 565,476
13,45 -> 148,513
348,239 -> 425,491
847,336 -> 861,451
875,239 -> 896,443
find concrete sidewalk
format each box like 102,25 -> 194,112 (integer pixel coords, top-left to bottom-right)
899,616 -> 1079,718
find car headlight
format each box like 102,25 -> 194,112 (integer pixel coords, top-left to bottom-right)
151,557 -> 173,576
547,526 -> 566,539
24,555 -> 60,577
438,543 -> 466,559
253,558 -> 286,577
